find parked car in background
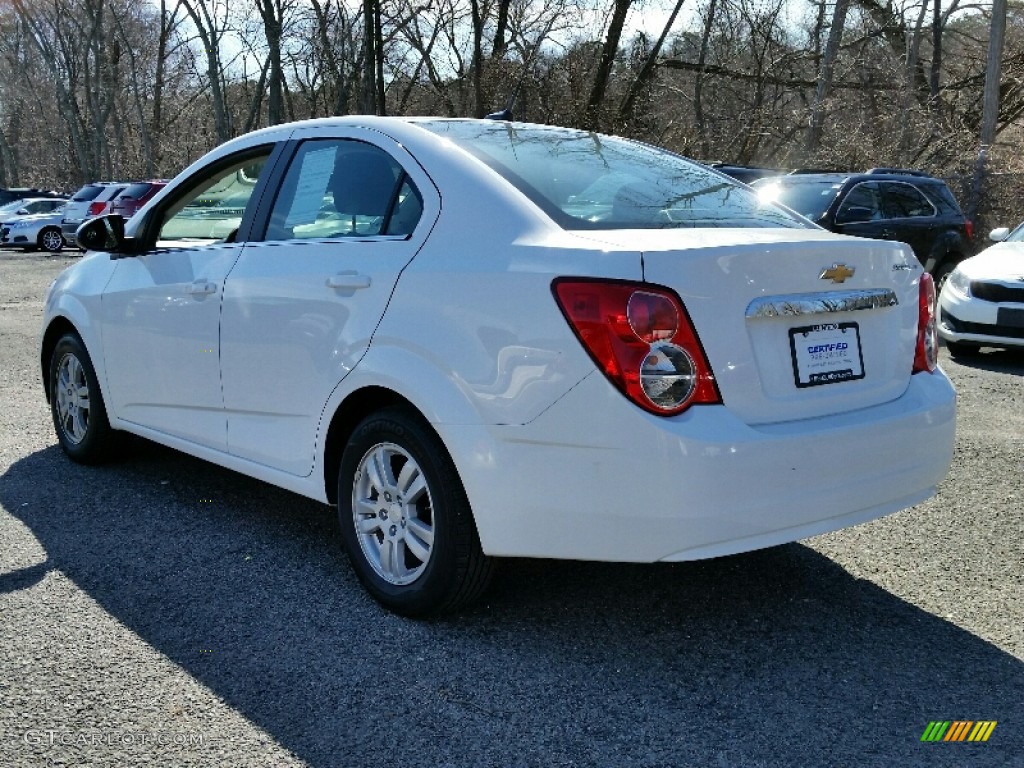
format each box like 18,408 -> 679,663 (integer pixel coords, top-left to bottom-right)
42,117 -> 955,615
753,169 -> 973,286
109,181 -> 167,219
61,182 -> 126,249
0,204 -> 67,252
0,187 -> 67,206
0,197 -> 67,217
938,223 -> 1024,356
707,163 -> 785,184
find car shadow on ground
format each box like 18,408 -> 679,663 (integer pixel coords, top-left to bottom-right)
2,441 -> 1021,768
942,345 -> 1024,374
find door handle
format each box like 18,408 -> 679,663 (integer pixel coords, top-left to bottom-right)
326,273 -> 371,290
187,280 -> 217,296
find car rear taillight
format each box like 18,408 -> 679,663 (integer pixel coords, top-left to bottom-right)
552,279 -> 721,415
87,201 -> 106,216
913,272 -> 938,373
964,219 -> 974,240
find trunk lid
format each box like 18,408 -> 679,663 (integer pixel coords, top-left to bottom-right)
574,228 -> 922,425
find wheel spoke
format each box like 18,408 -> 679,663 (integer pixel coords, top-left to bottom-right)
397,462 -> 426,502
71,409 -> 88,441
368,447 -> 396,493
404,526 -> 431,564
379,539 -> 400,580
406,517 -> 434,548
355,513 -> 382,534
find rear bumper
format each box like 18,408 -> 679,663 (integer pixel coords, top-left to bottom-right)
61,221 -> 81,246
443,369 -> 956,562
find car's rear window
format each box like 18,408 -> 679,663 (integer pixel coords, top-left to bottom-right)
71,185 -> 106,202
117,183 -> 156,200
753,179 -> 843,220
417,121 -> 807,230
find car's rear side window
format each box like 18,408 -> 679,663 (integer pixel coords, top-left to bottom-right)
418,120 -> 805,230
71,185 -> 105,202
263,139 -> 416,241
118,183 -> 156,200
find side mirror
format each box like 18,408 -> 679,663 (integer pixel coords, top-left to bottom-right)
835,205 -> 874,225
77,214 -> 127,253
16,208 -> 28,216
989,227 -> 1010,242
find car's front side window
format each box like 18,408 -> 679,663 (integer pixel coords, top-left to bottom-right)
156,150 -> 271,247
264,139 -> 415,242
837,182 -> 884,221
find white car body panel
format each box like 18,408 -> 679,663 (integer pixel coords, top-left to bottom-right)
220,125 -> 443,476
444,368 -> 955,560
100,244 -> 243,449
41,116 -> 957,566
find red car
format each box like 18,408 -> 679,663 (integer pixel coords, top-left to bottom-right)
109,181 -> 167,219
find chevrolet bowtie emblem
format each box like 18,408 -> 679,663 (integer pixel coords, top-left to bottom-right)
820,264 -> 855,283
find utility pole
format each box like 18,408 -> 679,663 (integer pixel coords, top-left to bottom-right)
968,0 -> 1008,228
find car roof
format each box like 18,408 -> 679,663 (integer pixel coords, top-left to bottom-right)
768,170 -> 943,185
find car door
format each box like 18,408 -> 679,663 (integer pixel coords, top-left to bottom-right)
100,145 -> 278,449
833,181 -> 886,240
878,181 -> 938,264
219,129 -> 438,476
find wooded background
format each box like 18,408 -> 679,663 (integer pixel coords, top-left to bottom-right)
2,0 -> 1022,235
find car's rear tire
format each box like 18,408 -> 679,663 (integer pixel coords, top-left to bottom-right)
38,226 -> 64,253
337,408 -> 492,616
49,333 -> 116,464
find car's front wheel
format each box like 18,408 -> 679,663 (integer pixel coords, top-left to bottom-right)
337,408 -> 492,616
49,333 -> 116,463
38,226 -> 64,253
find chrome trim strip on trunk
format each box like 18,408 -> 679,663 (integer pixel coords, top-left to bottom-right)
746,289 -> 898,319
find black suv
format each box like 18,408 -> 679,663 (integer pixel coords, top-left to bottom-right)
751,169 -> 972,284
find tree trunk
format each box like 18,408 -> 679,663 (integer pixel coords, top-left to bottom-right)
693,0 -> 718,156
585,0 -> 633,131
806,0 -> 851,154
618,0 -> 686,122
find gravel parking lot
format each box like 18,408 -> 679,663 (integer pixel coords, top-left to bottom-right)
1,250 -> 1021,767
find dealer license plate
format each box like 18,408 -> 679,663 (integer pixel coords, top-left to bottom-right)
789,322 -> 865,388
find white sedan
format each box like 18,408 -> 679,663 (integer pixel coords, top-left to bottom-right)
41,117 -> 956,615
938,224 -> 1024,355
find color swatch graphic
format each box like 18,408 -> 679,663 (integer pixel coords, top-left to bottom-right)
920,721 -> 997,742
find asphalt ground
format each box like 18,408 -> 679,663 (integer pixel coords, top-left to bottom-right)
1,250 -> 1021,768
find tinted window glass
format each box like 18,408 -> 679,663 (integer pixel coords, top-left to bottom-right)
881,182 -> 934,218
118,183 -> 156,200
419,121 -> 804,230
71,185 -> 105,202
837,182 -> 884,221
265,140 -> 409,241
755,180 -> 842,220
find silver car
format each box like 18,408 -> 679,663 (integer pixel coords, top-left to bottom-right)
0,203 -> 67,252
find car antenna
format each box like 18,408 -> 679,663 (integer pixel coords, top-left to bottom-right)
485,94 -> 516,122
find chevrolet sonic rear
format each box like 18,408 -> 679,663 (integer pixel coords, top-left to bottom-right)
41,117 -> 956,615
